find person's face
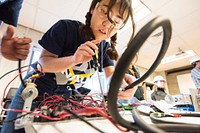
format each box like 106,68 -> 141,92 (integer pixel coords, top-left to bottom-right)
90,0 -> 127,41
155,80 -> 166,88
196,60 -> 200,68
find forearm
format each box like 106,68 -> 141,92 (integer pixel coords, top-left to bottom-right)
37,40 -> 100,73
104,66 -> 115,78
38,55 -> 77,73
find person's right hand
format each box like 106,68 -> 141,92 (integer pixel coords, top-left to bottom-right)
72,40 -> 100,64
118,74 -> 137,100
1,25 -> 32,61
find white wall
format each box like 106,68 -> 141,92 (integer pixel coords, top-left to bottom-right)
177,73 -> 196,94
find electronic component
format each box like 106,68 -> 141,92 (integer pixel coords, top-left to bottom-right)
190,89 -> 200,112
171,94 -> 192,105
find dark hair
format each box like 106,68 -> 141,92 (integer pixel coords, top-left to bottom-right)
80,0 -> 135,61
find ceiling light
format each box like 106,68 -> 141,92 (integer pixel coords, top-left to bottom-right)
119,0 -> 151,33
132,0 -> 151,23
161,50 -> 196,64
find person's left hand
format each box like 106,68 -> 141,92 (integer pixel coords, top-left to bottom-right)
118,74 -> 137,100
1,25 -> 32,61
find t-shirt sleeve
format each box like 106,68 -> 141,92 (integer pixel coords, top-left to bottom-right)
38,20 -> 67,55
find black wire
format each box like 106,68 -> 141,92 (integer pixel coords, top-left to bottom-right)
107,16 -> 172,132
150,112 -> 200,124
132,108 -> 166,133
133,109 -> 200,133
18,59 -> 26,89
62,107 -> 104,133
0,64 -> 30,80
150,112 -> 200,133
155,123 -> 200,133
136,105 -> 200,132
3,111 -> 33,123
149,112 -> 182,124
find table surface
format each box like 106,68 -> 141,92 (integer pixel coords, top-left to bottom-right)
26,110 -> 200,133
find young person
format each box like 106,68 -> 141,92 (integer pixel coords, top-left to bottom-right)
189,55 -> 200,90
128,65 -> 144,100
127,53 -> 144,101
2,0 -> 136,132
151,75 -> 167,101
0,0 -> 31,61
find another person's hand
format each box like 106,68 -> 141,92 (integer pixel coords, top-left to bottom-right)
1,25 -> 32,61
118,74 -> 137,100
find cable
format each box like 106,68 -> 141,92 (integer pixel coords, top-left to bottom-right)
63,107 -> 104,133
155,123 -> 200,133
136,106 -> 200,133
18,59 -> 26,88
107,16 -> 172,132
3,111 -> 33,123
132,108 -> 166,133
96,68 -> 107,110
93,45 -> 107,110
149,111 -> 200,124
0,64 -> 30,80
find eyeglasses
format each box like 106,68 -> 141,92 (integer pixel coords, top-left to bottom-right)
95,3 -> 124,29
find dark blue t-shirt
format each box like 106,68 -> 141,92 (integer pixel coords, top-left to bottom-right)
34,19 -> 114,96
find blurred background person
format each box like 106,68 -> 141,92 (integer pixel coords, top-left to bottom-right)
189,55 -> 200,90
151,75 -> 167,101
127,54 -> 144,101
117,53 -> 144,105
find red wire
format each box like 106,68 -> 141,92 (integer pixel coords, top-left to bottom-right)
1,71 -> 128,132
1,69 -> 28,106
